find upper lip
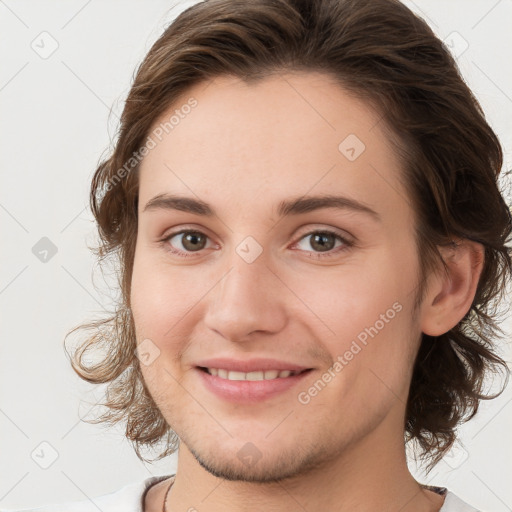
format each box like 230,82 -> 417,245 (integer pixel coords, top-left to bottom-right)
195,357 -> 313,373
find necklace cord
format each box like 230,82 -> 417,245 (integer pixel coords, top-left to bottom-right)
162,475 -> 176,512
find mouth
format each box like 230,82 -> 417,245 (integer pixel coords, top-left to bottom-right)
197,366 -> 311,380
195,366 -> 314,403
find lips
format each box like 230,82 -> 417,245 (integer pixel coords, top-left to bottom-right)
193,357 -> 315,402
196,366 -> 313,403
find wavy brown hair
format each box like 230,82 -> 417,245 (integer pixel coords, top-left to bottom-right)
64,0 -> 512,470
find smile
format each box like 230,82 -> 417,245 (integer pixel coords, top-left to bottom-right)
199,367 -> 307,380
196,367 -> 313,403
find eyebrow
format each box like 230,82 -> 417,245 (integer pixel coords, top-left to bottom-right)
142,193 -> 381,221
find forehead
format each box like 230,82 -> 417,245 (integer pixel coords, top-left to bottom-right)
138,72 -> 410,220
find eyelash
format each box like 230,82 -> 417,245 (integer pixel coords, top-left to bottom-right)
158,228 -> 354,260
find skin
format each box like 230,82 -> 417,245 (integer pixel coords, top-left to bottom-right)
130,72 -> 484,512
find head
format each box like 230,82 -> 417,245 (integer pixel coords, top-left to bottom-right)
66,0 -> 512,476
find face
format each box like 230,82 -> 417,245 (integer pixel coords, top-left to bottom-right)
130,72 -> 425,483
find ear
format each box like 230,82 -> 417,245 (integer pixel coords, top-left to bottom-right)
420,239 -> 485,336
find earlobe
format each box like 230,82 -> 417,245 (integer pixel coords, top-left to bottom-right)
420,239 -> 485,336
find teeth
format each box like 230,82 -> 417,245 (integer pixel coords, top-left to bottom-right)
205,368 -> 300,380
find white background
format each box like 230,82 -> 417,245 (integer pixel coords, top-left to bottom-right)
1,0 -> 511,510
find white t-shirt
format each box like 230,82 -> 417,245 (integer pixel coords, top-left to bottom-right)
2,474 -> 481,512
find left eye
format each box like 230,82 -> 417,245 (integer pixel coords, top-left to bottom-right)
160,229 -> 352,258
294,230 -> 351,256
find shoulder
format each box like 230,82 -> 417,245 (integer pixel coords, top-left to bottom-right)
1,474 -> 174,512
440,489 -> 482,512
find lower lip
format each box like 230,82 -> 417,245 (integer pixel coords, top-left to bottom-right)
196,368 -> 313,403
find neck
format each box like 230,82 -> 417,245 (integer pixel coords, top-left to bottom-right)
161,417 -> 444,512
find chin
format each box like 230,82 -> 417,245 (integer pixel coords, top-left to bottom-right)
186,437 -> 330,485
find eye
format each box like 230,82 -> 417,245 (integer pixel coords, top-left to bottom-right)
159,228 -> 354,259
293,229 -> 353,259
160,229 -> 213,258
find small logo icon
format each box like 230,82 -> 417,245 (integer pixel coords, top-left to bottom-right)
31,441 -> 59,469
442,439 -> 469,469
236,236 -> 263,264
338,134 -> 366,161
135,338 -> 161,366
443,31 -> 469,59
236,442 -> 262,467
31,31 -> 59,59
32,237 -> 58,263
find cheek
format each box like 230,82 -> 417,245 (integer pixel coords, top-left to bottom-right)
129,251 -> 217,400
130,253 -> 198,408
293,257 -> 406,339
130,247 -> 200,337
301,251 -> 418,388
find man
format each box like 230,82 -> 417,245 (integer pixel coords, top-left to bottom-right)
12,0 -> 510,510
133,70 -> 485,512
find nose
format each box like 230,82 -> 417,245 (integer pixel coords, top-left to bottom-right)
203,249 -> 287,342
